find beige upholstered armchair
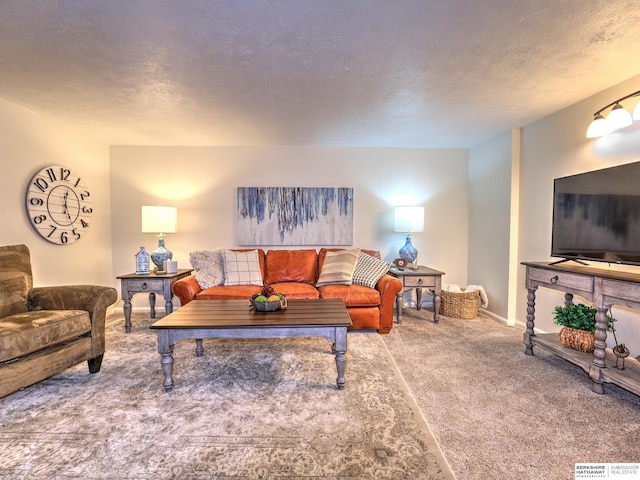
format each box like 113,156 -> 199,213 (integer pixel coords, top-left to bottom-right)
0,244 -> 117,398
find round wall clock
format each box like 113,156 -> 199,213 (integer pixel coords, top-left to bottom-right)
25,165 -> 92,244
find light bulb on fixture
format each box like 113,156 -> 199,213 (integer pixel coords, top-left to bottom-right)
606,103 -> 633,130
585,89 -> 640,138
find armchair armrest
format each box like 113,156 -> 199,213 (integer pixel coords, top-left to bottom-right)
28,285 -> 118,356
375,274 -> 403,333
172,275 -> 202,306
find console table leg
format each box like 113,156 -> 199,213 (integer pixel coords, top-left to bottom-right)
395,292 -> 403,324
123,296 -> 132,333
149,292 -> 157,319
590,306 -> 609,394
524,286 -> 538,356
433,291 -> 441,323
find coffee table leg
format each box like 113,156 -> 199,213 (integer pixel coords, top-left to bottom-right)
157,331 -> 175,392
195,339 -> 204,357
334,327 -> 347,389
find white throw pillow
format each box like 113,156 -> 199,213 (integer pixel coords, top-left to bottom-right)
316,248 -> 361,287
189,249 -> 225,290
223,250 -> 263,286
352,252 -> 391,288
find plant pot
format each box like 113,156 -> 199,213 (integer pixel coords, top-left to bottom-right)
558,327 -> 595,353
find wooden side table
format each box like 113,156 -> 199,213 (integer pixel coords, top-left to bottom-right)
117,269 -> 194,333
389,265 -> 445,323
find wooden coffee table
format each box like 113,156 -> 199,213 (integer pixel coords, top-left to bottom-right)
150,298 -> 352,392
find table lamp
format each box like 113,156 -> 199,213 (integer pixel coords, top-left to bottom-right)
394,206 -> 424,268
142,205 -> 177,272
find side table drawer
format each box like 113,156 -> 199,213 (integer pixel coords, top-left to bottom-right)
404,276 -> 436,288
529,268 -> 594,293
123,279 -> 164,292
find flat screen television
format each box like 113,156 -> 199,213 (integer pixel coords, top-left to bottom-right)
551,161 -> 640,266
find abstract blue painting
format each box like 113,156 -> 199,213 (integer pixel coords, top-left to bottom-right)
237,187 -> 354,246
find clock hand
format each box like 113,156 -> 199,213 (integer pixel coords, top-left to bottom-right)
63,189 -> 72,223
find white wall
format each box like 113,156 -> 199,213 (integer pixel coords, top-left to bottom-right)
109,146 -> 469,308
0,99 -> 113,286
517,74 -> 640,355
468,129 -> 515,321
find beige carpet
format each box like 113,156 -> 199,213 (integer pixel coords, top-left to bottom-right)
384,307 -> 640,480
0,312 -> 453,479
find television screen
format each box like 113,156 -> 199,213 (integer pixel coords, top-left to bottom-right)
552,161 -> 640,265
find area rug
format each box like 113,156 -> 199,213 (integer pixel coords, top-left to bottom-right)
0,313 -> 454,479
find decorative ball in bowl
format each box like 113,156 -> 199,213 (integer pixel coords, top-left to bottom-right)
250,285 -> 287,312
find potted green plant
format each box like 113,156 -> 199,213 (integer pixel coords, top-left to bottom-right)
553,303 -> 616,352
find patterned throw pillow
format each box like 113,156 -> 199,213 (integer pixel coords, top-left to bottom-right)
189,249 -> 225,289
223,250 -> 263,286
316,248 -> 361,287
352,252 -> 391,289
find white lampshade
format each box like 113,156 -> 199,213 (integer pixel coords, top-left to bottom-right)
586,114 -> 610,138
394,206 -> 424,233
141,206 -> 177,234
606,103 -> 633,131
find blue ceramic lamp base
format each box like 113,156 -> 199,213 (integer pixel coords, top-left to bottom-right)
399,236 -> 418,266
151,238 -> 173,271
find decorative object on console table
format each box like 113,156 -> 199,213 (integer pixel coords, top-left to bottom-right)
552,303 -> 616,353
394,206 -> 424,269
141,205 -> 177,272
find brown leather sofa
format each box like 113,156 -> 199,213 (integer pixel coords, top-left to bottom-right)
172,248 -> 402,333
0,244 -> 118,398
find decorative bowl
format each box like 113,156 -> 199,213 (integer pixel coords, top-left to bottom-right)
250,294 -> 286,312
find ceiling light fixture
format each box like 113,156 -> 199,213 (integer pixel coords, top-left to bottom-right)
586,89 -> 640,138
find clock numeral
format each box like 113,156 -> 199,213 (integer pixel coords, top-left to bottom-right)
29,197 -> 44,206
82,206 -> 93,213
33,178 -> 48,193
81,219 -> 89,228
61,168 -> 71,181
46,168 -> 57,182
74,177 -> 81,187
72,228 -> 81,240
80,191 -> 90,201
46,225 -> 57,238
60,231 -> 68,244
33,214 -> 47,224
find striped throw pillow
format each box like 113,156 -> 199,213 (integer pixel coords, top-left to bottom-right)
316,249 -> 361,287
352,252 -> 391,288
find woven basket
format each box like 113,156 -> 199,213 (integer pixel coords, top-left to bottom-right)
558,327 -> 595,353
439,289 -> 479,319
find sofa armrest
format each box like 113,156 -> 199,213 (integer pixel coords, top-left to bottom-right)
28,285 -> 118,356
172,275 -> 202,306
375,274 -> 403,333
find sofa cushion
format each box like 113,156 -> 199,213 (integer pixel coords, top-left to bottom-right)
265,249 -> 318,285
195,285 -> 262,300
316,248 -> 360,287
268,282 -> 320,299
317,284 -> 381,307
352,252 -> 391,289
189,249 -> 225,289
0,310 -> 91,363
223,250 -> 264,286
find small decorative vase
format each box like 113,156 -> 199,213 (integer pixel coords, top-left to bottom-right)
399,236 -> 418,264
135,246 -> 151,275
558,327 -> 595,353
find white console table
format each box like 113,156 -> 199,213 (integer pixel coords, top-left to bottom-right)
523,261 -> 640,396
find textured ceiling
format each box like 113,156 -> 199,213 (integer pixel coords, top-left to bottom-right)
0,0 -> 639,148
